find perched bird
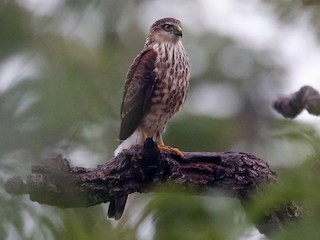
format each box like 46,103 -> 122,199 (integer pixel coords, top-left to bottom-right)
108,17 -> 191,220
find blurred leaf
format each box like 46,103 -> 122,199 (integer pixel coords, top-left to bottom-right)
0,1 -> 31,58
166,114 -> 240,151
143,194 -> 224,240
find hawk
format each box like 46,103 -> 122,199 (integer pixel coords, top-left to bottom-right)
108,17 -> 191,220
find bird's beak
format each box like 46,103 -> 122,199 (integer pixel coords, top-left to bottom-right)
174,25 -> 183,37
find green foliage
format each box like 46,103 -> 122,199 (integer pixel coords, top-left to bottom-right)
166,115 -> 239,151
137,188 -> 247,240
56,208 -> 138,240
145,194 -> 225,240
0,1 -> 31,57
245,157 -> 320,240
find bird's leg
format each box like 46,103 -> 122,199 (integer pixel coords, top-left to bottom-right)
156,135 -> 184,158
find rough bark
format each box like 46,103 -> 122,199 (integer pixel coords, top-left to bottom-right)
4,139 -> 302,237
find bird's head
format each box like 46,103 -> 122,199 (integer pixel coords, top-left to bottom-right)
146,17 -> 183,45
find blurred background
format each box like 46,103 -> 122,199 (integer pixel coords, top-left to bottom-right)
1,0 -> 320,239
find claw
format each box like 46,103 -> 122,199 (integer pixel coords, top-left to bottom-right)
156,135 -> 184,158
158,144 -> 184,158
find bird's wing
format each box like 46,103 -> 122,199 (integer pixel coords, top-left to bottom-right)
119,48 -> 157,141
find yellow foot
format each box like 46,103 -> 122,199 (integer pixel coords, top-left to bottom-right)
158,145 -> 184,158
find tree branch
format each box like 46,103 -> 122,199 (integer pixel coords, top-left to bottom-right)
4,139 -> 302,237
273,85 -> 320,118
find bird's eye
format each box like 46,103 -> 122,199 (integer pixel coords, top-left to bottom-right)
163,24 -> 172,31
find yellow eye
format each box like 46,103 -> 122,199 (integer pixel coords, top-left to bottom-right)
163,24 -> 172,31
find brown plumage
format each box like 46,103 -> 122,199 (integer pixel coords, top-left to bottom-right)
108,17 -> 190,220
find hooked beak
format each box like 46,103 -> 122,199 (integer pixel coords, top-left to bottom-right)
174,25 -> 183,37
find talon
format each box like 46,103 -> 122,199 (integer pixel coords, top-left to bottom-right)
158,144 -> 184,158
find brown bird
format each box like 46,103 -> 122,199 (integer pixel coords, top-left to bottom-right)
108,17 -> 191,220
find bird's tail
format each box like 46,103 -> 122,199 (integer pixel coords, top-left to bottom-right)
114,128 -> 145,156
108,195 -> 128,220
109,129 -> 145,219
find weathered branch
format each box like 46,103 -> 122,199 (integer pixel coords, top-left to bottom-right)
273,85 -> 320,118
4,139 -> 302,237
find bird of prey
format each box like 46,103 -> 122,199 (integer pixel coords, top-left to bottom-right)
108,17 -> 191,220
